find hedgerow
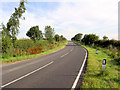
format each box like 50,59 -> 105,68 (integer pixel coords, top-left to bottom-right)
2,39 -> 66,59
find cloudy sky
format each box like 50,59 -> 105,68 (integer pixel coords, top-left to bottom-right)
0,0 -> 119,40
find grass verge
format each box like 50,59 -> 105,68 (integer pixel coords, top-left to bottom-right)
74,41 -> 119,88
2,41 -> 68,63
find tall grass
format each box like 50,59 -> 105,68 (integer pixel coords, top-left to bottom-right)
74,41 -> 119,88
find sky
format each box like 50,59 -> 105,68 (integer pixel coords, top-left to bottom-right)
0,0 -> 119,40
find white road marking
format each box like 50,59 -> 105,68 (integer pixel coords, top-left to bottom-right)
61,47 -> 74,58
60,52 -> 69,58
70,49 -> 73,52
2,61 -> 54,88
71,47 -> 87,89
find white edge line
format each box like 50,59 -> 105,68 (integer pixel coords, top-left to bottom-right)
2,61 -> 53,88
71,47 -> 87,89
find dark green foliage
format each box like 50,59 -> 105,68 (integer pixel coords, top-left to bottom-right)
54,34 -> 60,42
2,36 -> 14,58
103,36 -> 108,40
71,33 -> 83,41
75,33 -> 83,41
26,26 -> 43,41
94,39 -> 120,64
94,39 -> 120,48
45,26 -> 55,43
82,34 -> 99,45
35,40 -> 49,47
60,35 -> 67,41
62,37 -> 67,40
60,35 -> 63,41
15,39 -> 34,50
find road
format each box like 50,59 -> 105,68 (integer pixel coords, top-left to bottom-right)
2,41 -> 87,89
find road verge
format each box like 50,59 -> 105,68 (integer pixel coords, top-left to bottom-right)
73,41 -> 119,88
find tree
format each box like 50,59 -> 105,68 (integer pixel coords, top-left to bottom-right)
60,35 -> 67,41
2,0 -> 26,53
75,33 -> 83,41
2,0 -> 26,45
82,34 -> 99,45
54,34 -> 60,42
62,37 -> 67,40
60,35 -> 63,41
103,36 -> 108,40
71,33 -> 83,41
71,37 -> 75,41
45,26 -> 55,43
26,26 -> 43,41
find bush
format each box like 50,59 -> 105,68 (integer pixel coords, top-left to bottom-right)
15,39 -> 34,50
2,46 -> 15,58
2,38 -> 67,59
27,46 -> 43,55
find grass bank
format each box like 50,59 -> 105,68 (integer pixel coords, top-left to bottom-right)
74,41 -> 119,88
2,41 -> 67,63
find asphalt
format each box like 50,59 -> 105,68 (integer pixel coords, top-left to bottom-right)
2,41 -> 87,89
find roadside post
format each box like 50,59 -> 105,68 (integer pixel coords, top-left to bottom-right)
102,59 -> 106,70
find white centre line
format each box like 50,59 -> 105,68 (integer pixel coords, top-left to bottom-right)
70,49 -> 73,52
60,52 -> 69,58
61,47 -> 74,58
2,61 -> 54,88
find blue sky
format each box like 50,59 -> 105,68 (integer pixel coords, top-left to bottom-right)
0,0 -> 119,40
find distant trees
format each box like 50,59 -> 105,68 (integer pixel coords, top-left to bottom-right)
26,26 -> 43,42
72,33 -> 99,45
82,34 -> 99,45
60,35 -> 63,40
26,25 -> 67,43
71,33 -> 83,41
54,34 -> 60,42
103,36 -> 108,40
71,33 -> 120,48
45,26 -> 55,43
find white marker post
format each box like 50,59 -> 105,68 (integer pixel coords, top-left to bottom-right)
102,59 -> 106,70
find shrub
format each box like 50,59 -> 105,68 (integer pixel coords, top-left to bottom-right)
15,39 -> 34,50
2,38 -> 66,59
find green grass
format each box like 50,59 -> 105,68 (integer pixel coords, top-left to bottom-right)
1,41 -> 68,63
74,41 -> 119,88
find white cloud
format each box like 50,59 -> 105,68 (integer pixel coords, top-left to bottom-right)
18,11 -> 55,39
1,0 -> 119,40
43,0 -> 118,40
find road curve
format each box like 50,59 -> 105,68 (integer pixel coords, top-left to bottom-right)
2,41 -> 87,89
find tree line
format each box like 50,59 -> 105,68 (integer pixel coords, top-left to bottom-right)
26,25 -> 66,43
1,0 -> 66,59
71,33 -> 120,48
71,33 -> 120,64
